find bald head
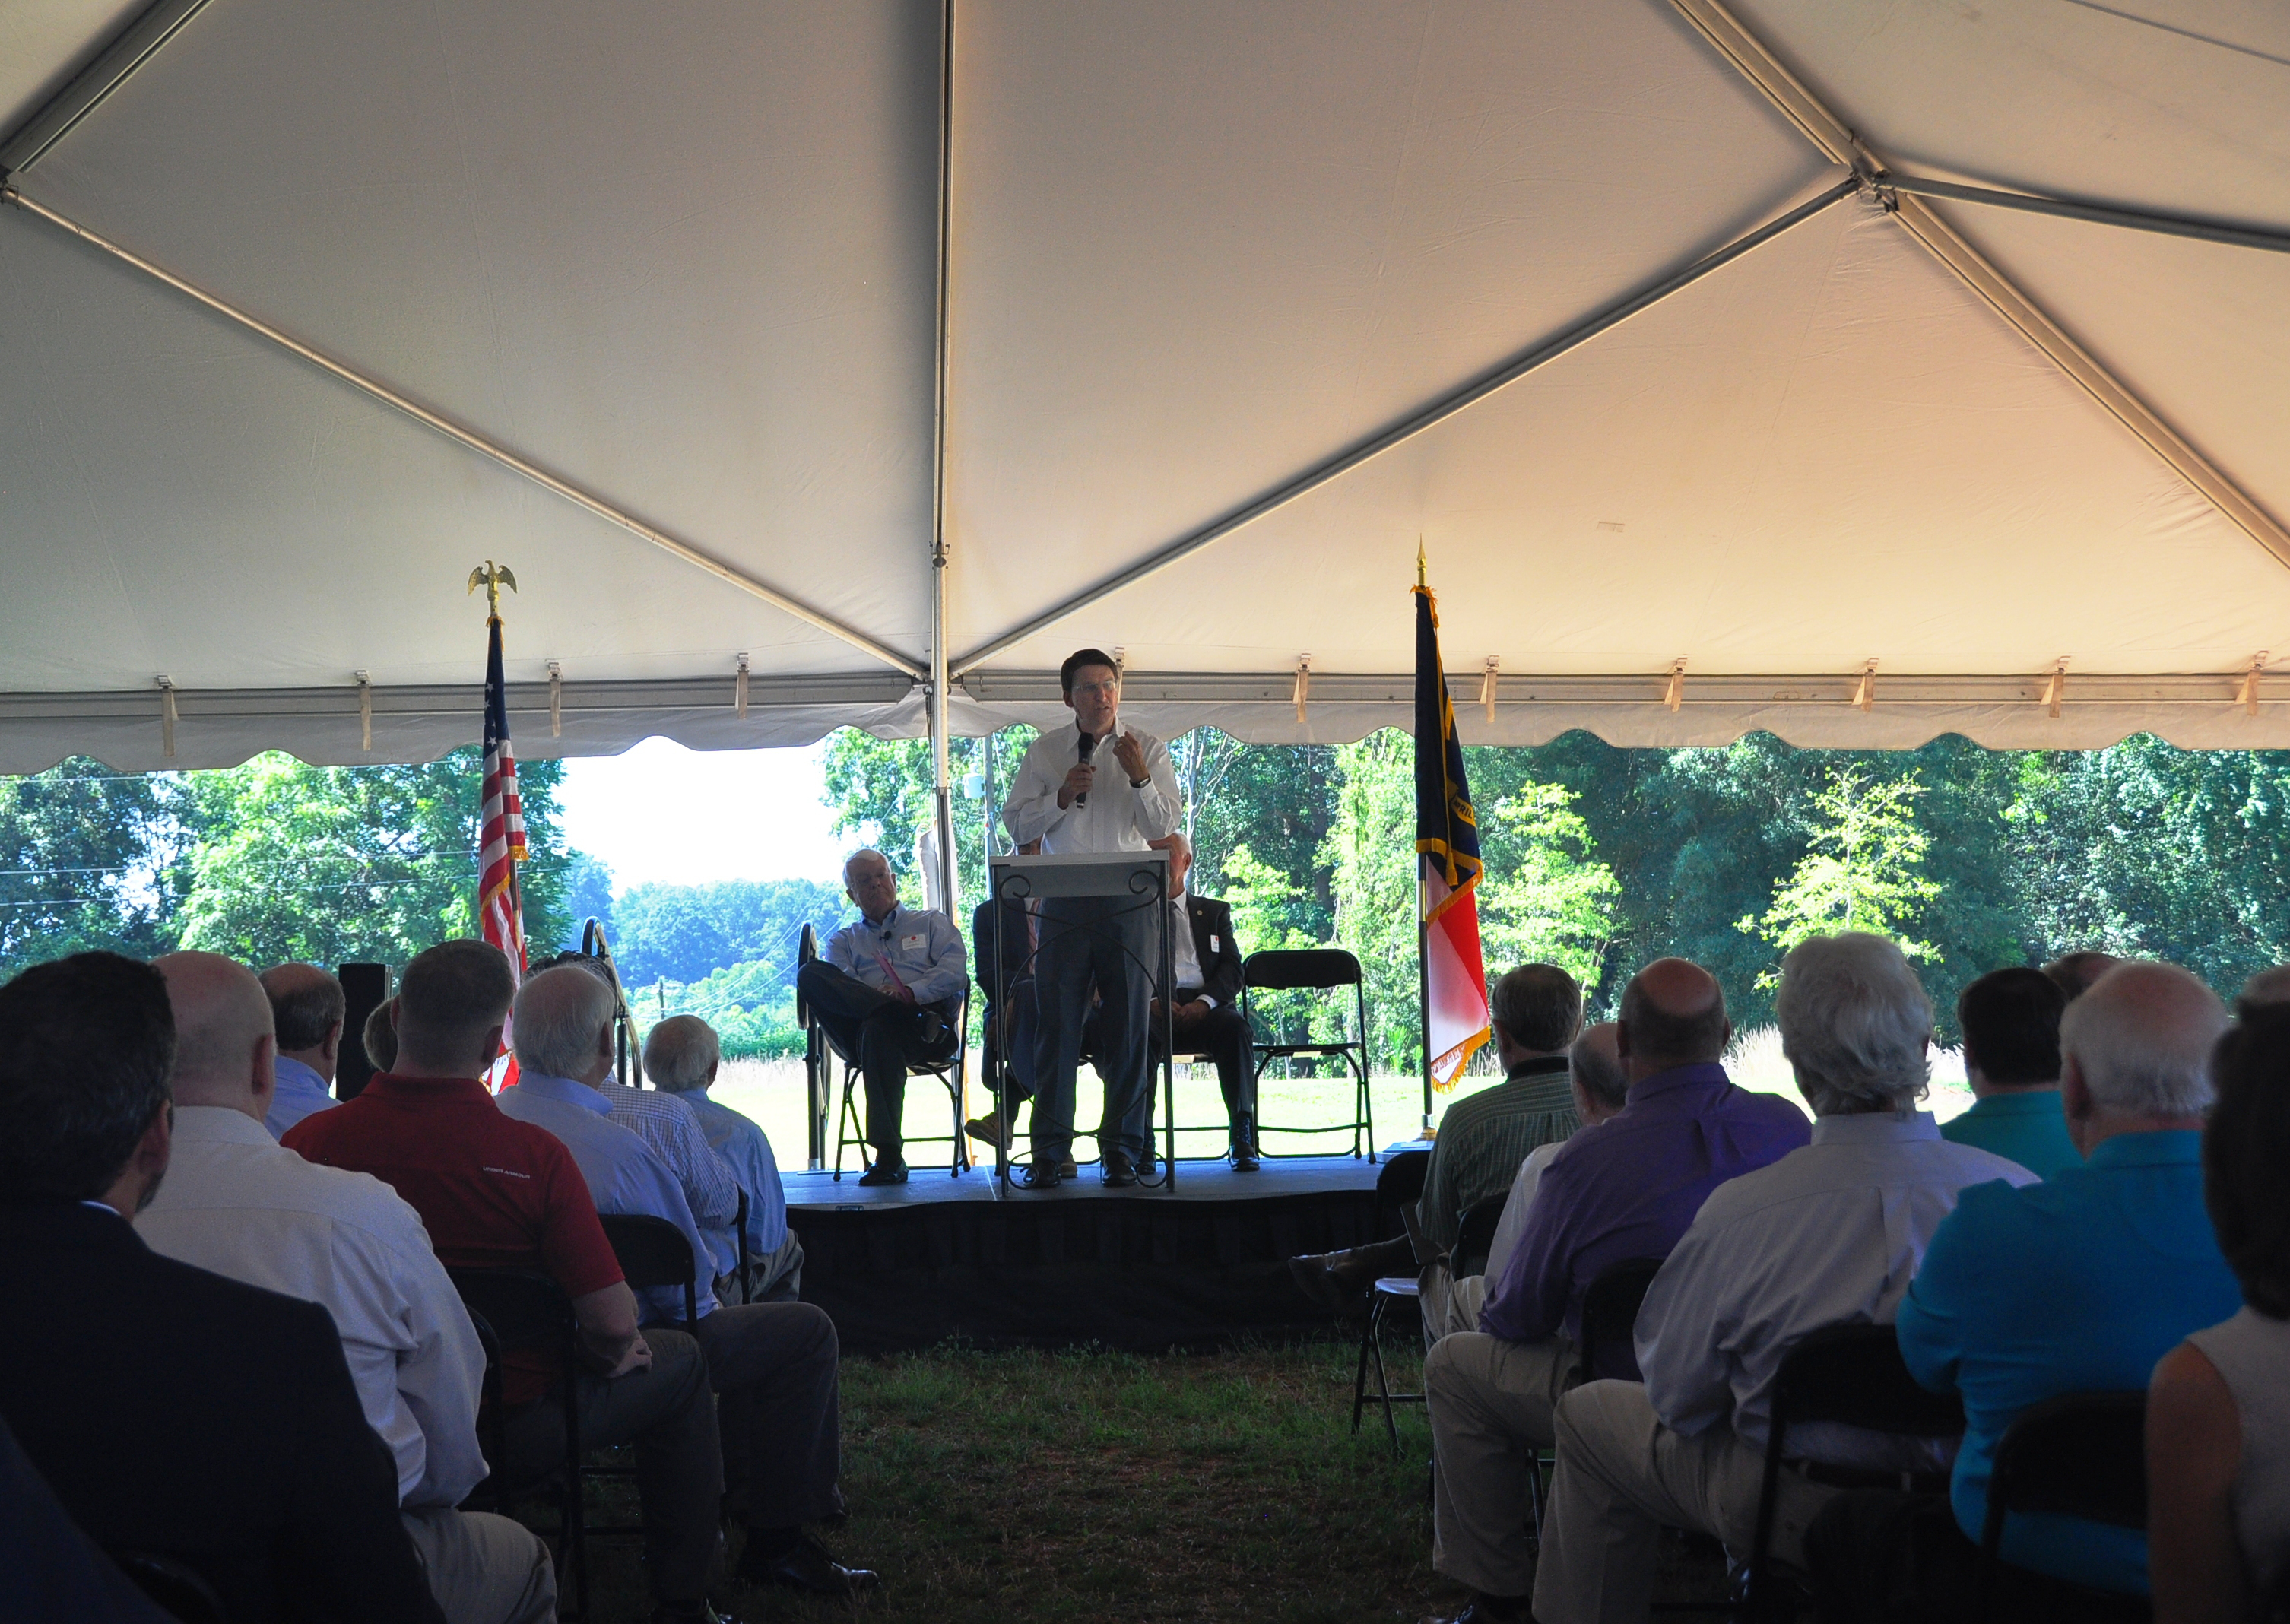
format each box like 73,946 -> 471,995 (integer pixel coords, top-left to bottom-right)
1148,831 -> 1193,896
260,963 -> 345,1080
1616,958 -> 1730,1080
2060,962 -> 2227,1147
157,952 -> 278,1120
512,965 -> 617,1086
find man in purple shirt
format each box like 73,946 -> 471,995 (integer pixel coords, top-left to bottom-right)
1423,959 -> 1809,1622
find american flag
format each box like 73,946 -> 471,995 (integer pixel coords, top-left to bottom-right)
478,612 -> 528,985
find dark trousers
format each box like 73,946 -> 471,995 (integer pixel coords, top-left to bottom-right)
985,979 -> 1037,1105
797,961 -> 954,1162
1034,896 -> 1153,1162
1805,1488 -> 2149,1624
1164,999 -> 1255,1137
688,1302 -> 842,1530
500,1327 -> 721,1607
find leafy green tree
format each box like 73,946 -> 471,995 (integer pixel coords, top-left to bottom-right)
0,759 -> 182,975
1476,782 -> 1620,995
819,726 -> 1037,908
611,877 -> 844,986
169,750 -> 580,968
1327,730 -> 1420,1071
1183,735 -> 1339,943
1739,765 -> 1940,981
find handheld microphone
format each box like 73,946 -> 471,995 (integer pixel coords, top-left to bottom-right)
1076,731 -> 1096,807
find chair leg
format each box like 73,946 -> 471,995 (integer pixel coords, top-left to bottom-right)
833,1067 -> 864,1180
1369,1296 -> 1403,1457
1351,1305 -> 1376,1434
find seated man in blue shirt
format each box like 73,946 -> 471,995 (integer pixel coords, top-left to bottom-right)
793,848 -> 969,1185
1939,966 -> 2079,1178
642,1013 -> 801,1302
1814,960 -> 2242,1612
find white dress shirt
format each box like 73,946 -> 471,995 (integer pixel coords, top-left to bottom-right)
1483,1140 -> 1566,1288
1636,1111 -> 2035,1454
496,1073 -> 719,1323
679,1086 -> 789,1256
136,1106 -> 487,1508
264,1055 -> 338,1140
1002,718 -> 1182,855
596,1080 -> 743,1279
1167,893 -> 1209,1001
822,902 -> 969,1007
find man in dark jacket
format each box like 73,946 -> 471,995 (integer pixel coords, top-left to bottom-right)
966,842 -> 1042,1154
0,952 -> 444,1624
1140,833 -> 1258,1168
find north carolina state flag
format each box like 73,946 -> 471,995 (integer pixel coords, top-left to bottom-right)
1414,582 -> 1490,1088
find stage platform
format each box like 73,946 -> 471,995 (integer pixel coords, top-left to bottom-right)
785,1152 -> 1410,1353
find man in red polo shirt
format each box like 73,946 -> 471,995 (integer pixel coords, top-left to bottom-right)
287,941 -> 725,1624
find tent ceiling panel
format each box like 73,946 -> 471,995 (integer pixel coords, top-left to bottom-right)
971,195 -> 2290,683
0,210 -> 887,698
20,0 -> 939,671
944,0 -> 1838,654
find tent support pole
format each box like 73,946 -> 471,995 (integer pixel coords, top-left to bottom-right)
948,176 -> 1857,677
0,0 -> 217,175
1667,0 -> 2290,572
0,184 -> 928,678
1880,174 -> 2290,259
927,0 -> 959,925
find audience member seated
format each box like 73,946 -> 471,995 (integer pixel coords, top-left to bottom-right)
284,941 -> 728,1623
1144,832 -> 1258,1169
2041,948 -> 2120,1001
965,839 -> 1041,1153
1525,933 -> 2035,1624
643,1013 -> 802,1302
1421,1023 -> 1632,1346
1423,963 -> 1810,1619
535,954 -> 745,1293
0,952 -> 443,1624
1289,964 -> 1587,1311
139,952 -> 553,1624
260,960 -> 344,1138
2235,963 -> 2290,1013
496,966 -> 874,1597
2149,1005 -> 2290,1622
364,993 -> 398,1071
794,847 -> 969,1185
1939,965 -> 2079,1178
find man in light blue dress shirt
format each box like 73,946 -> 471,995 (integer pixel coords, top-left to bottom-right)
794,849 -> 969,1185
644,1013 -> 801,1300
259,963 -> 344,1139
497,966 -> 875,1597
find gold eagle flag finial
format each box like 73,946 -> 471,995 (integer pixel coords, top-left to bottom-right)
467,561 -> 518,623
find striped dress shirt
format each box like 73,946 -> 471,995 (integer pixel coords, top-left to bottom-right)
1417,1057 -> 1581,1253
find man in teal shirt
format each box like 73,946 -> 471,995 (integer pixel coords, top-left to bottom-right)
1895,962 -> 2243,1596
1938,966 -> 2080,1178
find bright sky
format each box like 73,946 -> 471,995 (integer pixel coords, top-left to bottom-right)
554,737 -> 847,895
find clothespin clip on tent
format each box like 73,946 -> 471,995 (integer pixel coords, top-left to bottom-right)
547,662 -> 564,737
734,654 -> 749,719
356,671 -> 373,751
2241,652 -> 2269,718
1292,655 -> 1312,725
1664,658 -> 1686,713
1480,657 -> 1500,723
157,675 -> 177,759
1852,658 -> 1876,713
2041,658 -> 2068,720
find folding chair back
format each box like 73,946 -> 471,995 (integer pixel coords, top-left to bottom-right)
598,1213 -> 698,1330
1452,1191 -> 1508,1280
1976,1391 -> 2148,1622
1575,1256 -> 1665,1384
1375,1147 -> 1431,1216
1243,947 -> 1375,1158
1743,1322 -> 1965,1617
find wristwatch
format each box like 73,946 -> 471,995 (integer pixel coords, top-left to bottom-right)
1130,776 -> 1150,788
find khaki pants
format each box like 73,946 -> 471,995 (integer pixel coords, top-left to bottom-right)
400,1506 -> 556,1624
1533,1379 -> 1838,1624
1418,1261 -> 1490,1347
1426,1332 -> 1577,1597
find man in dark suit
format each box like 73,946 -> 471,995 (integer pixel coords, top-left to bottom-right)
1147,833 -> 1258,1169
966,841 -> 1041,1154
0,951 -> 443,1624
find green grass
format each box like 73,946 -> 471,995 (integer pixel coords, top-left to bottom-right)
541,1336 -> 1457,1622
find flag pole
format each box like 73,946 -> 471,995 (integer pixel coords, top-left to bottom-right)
1415,541 -> 1435,1139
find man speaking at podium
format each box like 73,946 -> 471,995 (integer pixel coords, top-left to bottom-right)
1003,649 -> 1183,1188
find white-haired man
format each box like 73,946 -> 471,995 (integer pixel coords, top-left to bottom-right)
498,966 -> 874,1598
141,953 -> 554,1624
1525,934 -> 2036,1624
793,848 -> 969,1185
1808,962 -> 2244,1612
642,1014 -> 801,1301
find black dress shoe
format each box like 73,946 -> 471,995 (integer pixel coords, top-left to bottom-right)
737,1532 -> 878,1596
1102,1148 -> 1139,1187
1020,1161 -> 1062,1188
1231,1140 -> 1261,1171
1419,1598 -> 1534,1624
858,1161 -> 908,1186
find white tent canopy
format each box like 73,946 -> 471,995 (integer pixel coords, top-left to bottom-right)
4,0 -> 2288,776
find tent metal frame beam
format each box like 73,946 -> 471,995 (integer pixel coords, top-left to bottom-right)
1667,0 -> 2290,573
0,185 -> 930,680
0,0 -> 217,176
1881,174 -> 2290,259
949,173 -> 1860,677
926,0 -> 959,915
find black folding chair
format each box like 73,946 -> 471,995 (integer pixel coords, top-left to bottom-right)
824,985 -> 972,1179
1575,1257 -> 1667,1385
1976,1391 -> 2149,1624
1451,1191 -> 1508,1281
1242,948 -> 1375,1159
1736,1322 -> 1966,1621
1350,1150 -> 1434,1454
449,1267 -> 588,1619
108,1551 -> 226,1624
